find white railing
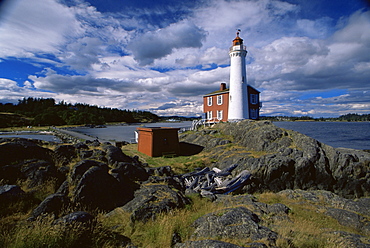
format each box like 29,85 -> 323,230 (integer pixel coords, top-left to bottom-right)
191,118 -> 221,130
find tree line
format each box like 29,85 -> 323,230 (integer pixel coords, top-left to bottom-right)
261,113 -> 370,122
0,97 -> 159,128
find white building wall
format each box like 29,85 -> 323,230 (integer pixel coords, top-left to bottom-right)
228,45 -> 249,121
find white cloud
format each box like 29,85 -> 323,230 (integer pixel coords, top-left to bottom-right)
127,20 -> 206,65
0,0 -> 83,58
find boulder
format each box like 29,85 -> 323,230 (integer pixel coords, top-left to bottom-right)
53,144 -> 77,166
214,194 -> 290,223
146,166 -> 174,177
174,240 -> 245,248
111,162 -> 149,181
73,166 -> 135,211
279,189 -> 370,216
325,208 -> 370,235
73,142 -> 89,150
70,159 -> 108,184
53,211 -> 96,247
0,164 -> 22,184
20,159 -> 64,188
30,193 -> 70,220
54,211 -> 94,225
0,184 -> 25,203
103,145 -> 133,165
0,139 -> 53,166
79,150 -> 94,159
54,211 -> 135,247
118,184 -> 190,222
190,207 -> 277,246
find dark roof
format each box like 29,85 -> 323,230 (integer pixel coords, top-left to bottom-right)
203,88 -> 229,97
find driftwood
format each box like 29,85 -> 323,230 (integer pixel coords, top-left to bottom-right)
178,164 -> 251,197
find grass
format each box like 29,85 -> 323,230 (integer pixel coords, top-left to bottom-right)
121,144 -> 210,174
101,194 -> 225,248
256,192 -> 363,248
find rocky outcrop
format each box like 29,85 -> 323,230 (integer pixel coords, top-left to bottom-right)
279,189 -> 370,238
30,193 -> 70,220
1,123 -> 369,248
0,185 -> 26,211
72,165 -> 137,211
191,207 -> 277,246
175,240 -> 245,248
112,184 -> 190,222
180,120 -> 370,198
0,138 -> 53,167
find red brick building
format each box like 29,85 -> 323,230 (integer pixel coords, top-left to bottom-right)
203,83 -> 261,121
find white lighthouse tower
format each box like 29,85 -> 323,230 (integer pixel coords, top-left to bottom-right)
228,30 -> 249,121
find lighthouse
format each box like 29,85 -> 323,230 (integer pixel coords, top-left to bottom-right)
202,31 -> 261,123
228,30 -> 249,121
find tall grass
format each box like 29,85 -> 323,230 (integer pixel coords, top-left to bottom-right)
102,194 -> 225,248
257,192 -> 363,248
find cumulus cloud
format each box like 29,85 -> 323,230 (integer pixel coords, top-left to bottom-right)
0,0 -> 82,58
128,20 -> 206,65
249,10 -> 370,95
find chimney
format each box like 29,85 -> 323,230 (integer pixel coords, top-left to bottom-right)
220,83 -> 227,91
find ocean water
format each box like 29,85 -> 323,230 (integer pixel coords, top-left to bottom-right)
1,121 -> 368,150
0,134 -> 62,143
273,121 -> 370,150
71,122 -> 193,143
73,121 -> 369,150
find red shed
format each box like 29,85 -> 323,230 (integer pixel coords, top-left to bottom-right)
136,127 -> 180,157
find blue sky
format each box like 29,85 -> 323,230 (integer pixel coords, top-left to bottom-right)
0,0 -> 369,117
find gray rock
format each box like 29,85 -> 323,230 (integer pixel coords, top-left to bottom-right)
0,138 -> 53,167
21,160 -> 64,188
79,149 -> 94,159
30,193 -> 70,220
55,180 -> 69,195
73,166 -> 136,211
325,208 -> 370,235
70,159 -> 108,183
53,144 -> 77,166
180,121 -> 370,198
111,162 -> 149,181
118,184 -> 190,222
191,207 -> 277,246
103,145 -> 133,165
0,185 -> 25,202
54,211 -> 94,225
174,240 -> 245,248
328,231 -> 370,248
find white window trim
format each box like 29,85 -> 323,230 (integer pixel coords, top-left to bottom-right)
207,111 -> 213,120
207,96 -> 213,106
217,95 -> 223,105
217,110 -> 223,120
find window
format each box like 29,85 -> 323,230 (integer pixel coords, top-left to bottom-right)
250,94 -> 258,104
207,111 -> 213,120
217,110 -> 223,120
217,95 -> 223,105
250,109 -> 258,119
207,96 -> 213,106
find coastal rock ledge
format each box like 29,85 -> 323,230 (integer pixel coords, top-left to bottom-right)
180,120 -> 370,199
1,120 -> 370,247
